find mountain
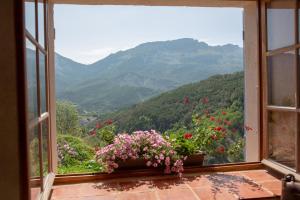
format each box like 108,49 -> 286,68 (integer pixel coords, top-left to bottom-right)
106,72 -> 244,133
29,38 -> 243,113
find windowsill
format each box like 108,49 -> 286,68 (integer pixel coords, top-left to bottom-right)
54,162 -> 263,185
51,169 -> 281,200
262,159 -> 300,180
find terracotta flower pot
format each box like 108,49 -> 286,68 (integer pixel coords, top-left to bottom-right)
184,153 -> 206,166
117,158 -> 147,170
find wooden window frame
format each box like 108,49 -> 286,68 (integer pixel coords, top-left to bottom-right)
41,0 -> 263,184
260,0 -> 300,177
24,0 -> 56,199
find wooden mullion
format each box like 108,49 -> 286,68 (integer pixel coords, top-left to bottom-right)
266,105 -> 298,112
35,0 -> 45,192
295,0 -> 300,173
44,0 -> 52,175
261,0 -> 269,160
266,44 -> 300,56
25,30 -> 47,54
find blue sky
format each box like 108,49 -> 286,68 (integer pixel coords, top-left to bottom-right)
54,5 -> 243,64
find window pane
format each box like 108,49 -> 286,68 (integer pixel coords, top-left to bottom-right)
39,51 -> 47,113
38,0 -> 45,47
25,0 -> 36,38
29,126 -> 41,199
268,111 -> 296,169
268,51 -> 296,106
26,39 -> 39,122
267,0 -> 295,50
41,120 -> 49,177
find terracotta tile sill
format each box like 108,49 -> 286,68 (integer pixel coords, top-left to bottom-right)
51,169 -> 282,200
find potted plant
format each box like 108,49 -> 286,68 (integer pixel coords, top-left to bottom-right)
96,130 -> 184,176
164,128 -> 206,166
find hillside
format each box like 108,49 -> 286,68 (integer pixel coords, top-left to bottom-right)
27,38 -> 243,113
107,72 -> 244,133
56,38 -> 243,113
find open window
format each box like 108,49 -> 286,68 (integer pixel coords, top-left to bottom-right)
24,0 -> 56,199
22,0 -> 264,199
261,0 -> 300,175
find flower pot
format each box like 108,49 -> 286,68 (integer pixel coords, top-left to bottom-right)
184,153 -> 205,166
116,158 -> 147,170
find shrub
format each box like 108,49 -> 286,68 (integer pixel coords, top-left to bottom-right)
56,101 -> 80,135
57,134 -> 102,173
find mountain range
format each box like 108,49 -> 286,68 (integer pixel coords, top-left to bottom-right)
28,38 -> 244,113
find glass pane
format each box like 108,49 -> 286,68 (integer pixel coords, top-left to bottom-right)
268,51 -> 296,106
25,0 -> 36,38
26,39 -> 39,122
268,111 -> 296,169
39,51 -> 47,113
29,126 -> 41,198
41,120 -> 49,177
267,0 -> 295,50
38,0 -> 45,47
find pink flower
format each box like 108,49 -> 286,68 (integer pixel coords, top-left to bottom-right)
153,163 -> 158,167
159,154 -> 164,160
165,157 -> 171,166
146,161 -> 152,167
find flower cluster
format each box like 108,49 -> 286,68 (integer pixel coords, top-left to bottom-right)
57,142 -> 78,164
96,130 -> 184,176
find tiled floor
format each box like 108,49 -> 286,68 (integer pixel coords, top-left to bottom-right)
51,170 -> 281,200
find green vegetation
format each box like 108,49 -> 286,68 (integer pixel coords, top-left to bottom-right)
57,134 -> 103,174
56,101 -> 80,135
56,72 -> 245,173
109,72 -> 244,133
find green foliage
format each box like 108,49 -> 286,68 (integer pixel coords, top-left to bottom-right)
57,134 -> 102,174
110,72 -> 244,133
84,124 -> 116,148
192,108 -> 245,164
164,128 -> 198,156
56,101 -> 80,135
58,160 -> 104,174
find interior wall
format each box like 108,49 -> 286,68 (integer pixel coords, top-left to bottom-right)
0,0 -> 28,199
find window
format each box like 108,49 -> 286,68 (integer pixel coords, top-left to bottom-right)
24,0 -> 54,199
53,3 -> 260,175
262,0 -> 300,171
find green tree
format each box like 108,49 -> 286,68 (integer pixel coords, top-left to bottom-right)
56,101 -> 79,135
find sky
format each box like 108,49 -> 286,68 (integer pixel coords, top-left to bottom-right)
54,5 -> 243,64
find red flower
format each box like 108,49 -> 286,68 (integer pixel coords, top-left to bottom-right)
201,97 -> 209,104
96,122 -> 102,129
89,129 -> 96,136
214,126 -> 222,132
184,133 -> 193,139
245,125 -> 253,131
183,96 -> 190,105
204,110 -> 210,115
232,128 -> 238,133
222,111 -> 227,115
105,119 -> 113,125
211,134 -> 218,140
224,120 -> 232,126
210,116 -> 215,121
216,146 -> 225,153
